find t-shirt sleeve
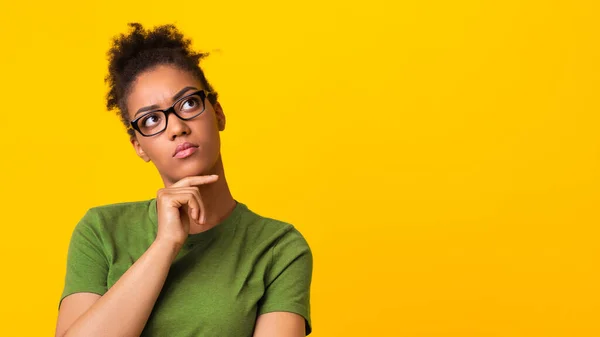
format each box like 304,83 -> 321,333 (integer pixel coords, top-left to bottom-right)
258,227 -> 313,335
59,208 -> 109,309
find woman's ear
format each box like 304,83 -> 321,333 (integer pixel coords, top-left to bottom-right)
131,137 -> 151,162
213,101 -> 226,131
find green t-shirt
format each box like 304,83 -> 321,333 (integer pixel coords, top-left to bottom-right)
59,199 -> 312,336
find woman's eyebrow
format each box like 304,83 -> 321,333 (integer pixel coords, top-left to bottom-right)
171,86 -> 198,102
134,86 -> 199,116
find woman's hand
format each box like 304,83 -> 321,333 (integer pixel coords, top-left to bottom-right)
155,175 -> 219,249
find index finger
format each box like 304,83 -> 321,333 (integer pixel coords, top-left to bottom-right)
171,175 -> 219,188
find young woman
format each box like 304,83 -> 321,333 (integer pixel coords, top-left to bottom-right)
55,23 -> 313,337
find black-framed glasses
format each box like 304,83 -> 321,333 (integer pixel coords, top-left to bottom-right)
130,90 -> 210,137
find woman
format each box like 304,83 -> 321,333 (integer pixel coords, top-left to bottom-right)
55,23 -> 312,337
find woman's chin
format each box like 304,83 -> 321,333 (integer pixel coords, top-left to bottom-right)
175,161 -> 216,178
158,154 -> 220,183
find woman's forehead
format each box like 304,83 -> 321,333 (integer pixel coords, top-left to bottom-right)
127,65 -> 202,112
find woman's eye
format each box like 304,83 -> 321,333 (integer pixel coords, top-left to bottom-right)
181,97 -> 200,111
142,113 -> 161,127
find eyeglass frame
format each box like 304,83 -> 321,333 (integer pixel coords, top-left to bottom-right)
129,90 -> 211,137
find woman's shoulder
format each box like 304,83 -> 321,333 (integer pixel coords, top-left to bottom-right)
76,198 -> 155,233
88,198 -> 154,212
240,205 -> 311,250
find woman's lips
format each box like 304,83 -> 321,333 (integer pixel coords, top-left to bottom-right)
173,142 -> 199,158
174,146 -> 198,159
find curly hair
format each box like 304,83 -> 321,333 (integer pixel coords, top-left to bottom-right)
105,22 -> 219,138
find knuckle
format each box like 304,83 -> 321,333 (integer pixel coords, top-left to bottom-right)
157,189 -> 172,201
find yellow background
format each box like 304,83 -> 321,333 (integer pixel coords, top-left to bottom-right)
0,0 -> 599,336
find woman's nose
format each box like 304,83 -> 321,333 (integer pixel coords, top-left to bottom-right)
166,113 -> 191,140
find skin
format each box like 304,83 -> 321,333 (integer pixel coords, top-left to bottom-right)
55,65 -> 305,337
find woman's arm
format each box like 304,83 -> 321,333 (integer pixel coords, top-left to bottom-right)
253,312 -> 306,337
254,227 -> 313,336
55,239 -> 180,337
56,175 -> 219,337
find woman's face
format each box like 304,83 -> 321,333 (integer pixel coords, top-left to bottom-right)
126,65 -> 225,185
